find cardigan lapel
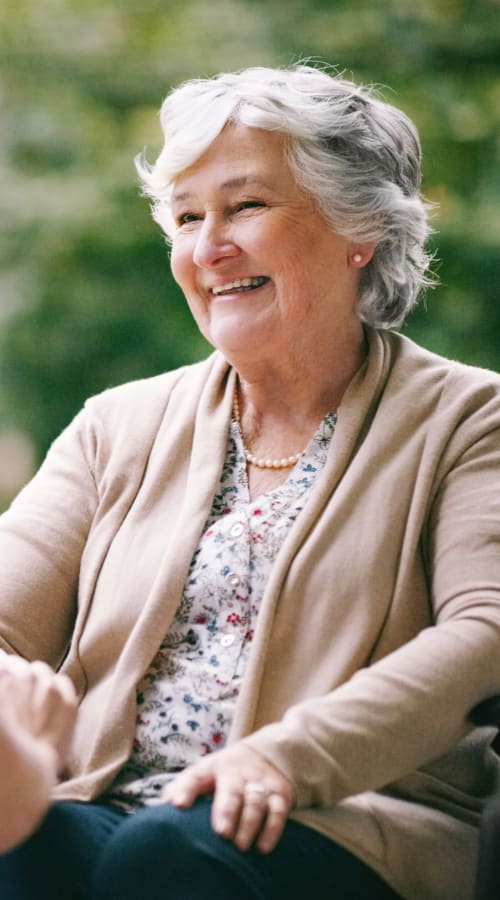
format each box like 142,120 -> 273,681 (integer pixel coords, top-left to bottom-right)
229,328 -> 396,738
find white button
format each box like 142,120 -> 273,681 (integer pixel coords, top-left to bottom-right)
226,572 -> 241,587
220,634 -> 235,647
230,522 -> 244,538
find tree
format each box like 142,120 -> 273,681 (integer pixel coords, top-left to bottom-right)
0,0 -> 499,501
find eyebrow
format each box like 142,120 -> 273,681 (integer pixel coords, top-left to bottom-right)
171,175 -> 275,203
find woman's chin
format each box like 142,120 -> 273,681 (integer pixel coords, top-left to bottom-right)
205,309 -> 274,358
208,324 -> 273,361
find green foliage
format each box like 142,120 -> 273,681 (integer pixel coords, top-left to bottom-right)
0,0 -> 499,490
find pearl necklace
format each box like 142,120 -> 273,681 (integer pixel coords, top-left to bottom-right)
232,391 -> 306,470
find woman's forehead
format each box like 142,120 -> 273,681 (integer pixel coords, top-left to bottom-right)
171,125 -> 289,195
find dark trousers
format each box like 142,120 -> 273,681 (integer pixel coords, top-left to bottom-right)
0,797 -> 400,899
476,792 -> 500,900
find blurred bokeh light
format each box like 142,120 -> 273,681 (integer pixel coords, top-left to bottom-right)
1,0 -> 499,504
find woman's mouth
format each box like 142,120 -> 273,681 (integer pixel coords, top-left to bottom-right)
210,277 -> 269,296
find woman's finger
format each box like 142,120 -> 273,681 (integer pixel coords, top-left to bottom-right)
255,790 -> 292,853
27,664 -> 77,753
41,674 -> 78,770
0,658 -> 78,773
210,780 -> 245,840
0,659 -> 42,736
27,661 -> 64,731
162,763 -> 215,808
230,783 -> 269,850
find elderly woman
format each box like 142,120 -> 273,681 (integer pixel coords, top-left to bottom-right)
0,64 -> 499,900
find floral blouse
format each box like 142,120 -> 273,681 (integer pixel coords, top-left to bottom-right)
105,411 -> 337,811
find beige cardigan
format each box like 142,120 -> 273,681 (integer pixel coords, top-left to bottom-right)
1,327 -> 500,900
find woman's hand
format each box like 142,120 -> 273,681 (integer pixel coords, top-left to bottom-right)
0,653 -> 77,853
162,743 -> 296,854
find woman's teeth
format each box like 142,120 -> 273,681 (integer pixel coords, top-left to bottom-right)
211,277 -> 268,296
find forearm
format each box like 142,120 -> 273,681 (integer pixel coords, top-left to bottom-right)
0,658 -> 77,853
242,615 -> 500,807
0,728 -> 57,853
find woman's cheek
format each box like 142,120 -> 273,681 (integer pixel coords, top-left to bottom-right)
170,240 -> 191,288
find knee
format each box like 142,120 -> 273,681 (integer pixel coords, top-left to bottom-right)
92,799 -> 216,898
105,797 -> 213,857
0,801 -> 103,900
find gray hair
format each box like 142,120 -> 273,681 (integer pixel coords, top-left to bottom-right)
137,64 -> 435,328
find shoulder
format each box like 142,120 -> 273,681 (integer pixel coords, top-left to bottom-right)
369,330 -> 500,468
83,352 -> 226,426
64,352 -> 230,470
379,328 -> 500,407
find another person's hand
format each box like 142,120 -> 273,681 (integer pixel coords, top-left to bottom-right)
162,743 -> 295,854
0,653 -> 77,853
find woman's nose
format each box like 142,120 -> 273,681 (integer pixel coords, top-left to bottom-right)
192,216 -> 239,268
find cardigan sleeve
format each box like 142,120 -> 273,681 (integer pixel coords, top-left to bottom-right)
0,408 -> 99,667
0,365 -> 194,671
242,377 -> 500,809
0,360 -> 218,674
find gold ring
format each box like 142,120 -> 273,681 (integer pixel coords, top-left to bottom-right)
244,782 -> 269,799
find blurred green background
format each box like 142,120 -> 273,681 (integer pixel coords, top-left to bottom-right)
1,0 -> 499,506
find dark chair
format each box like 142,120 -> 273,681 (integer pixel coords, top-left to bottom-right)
470,696 -> 500,752
470,696 -> 500,900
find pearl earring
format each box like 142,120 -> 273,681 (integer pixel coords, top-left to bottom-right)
352,253 -> 363,264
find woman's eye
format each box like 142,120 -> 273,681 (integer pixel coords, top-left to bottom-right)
234,200 -> 266,213
177,212 -> 201,226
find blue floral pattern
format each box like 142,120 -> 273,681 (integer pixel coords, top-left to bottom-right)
105,411 -> 337,810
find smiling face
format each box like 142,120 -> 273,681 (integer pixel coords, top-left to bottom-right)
170,124 -> 365,370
